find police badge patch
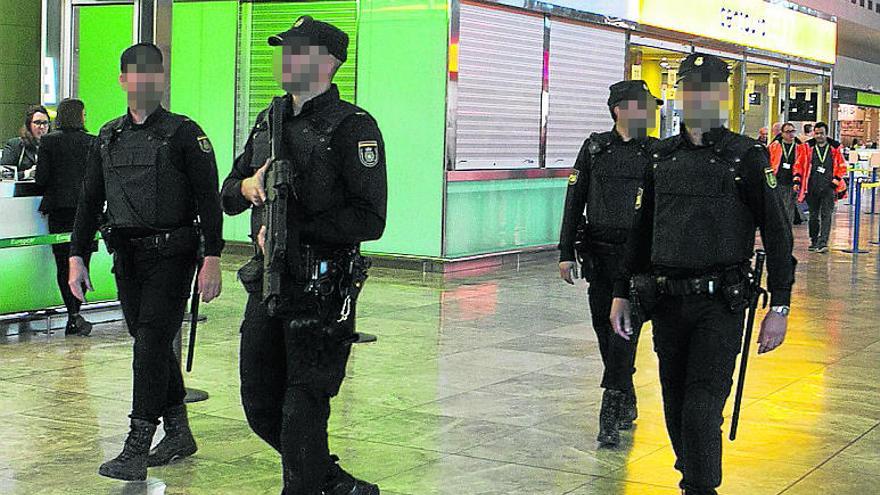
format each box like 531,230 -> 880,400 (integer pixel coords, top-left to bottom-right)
635,187 -> 643,210
197,136 -> 213,154
568,169 -> 579,186
358,141 -> 379,168
764,168 -> 777,189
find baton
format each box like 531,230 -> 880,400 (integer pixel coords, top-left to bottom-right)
729,249 -> 767,441
186,262 -> 202,373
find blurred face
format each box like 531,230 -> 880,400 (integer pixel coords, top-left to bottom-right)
758,128 -> 768,143
680,81 -> 729,131
781,125 -> 796,143
771,122 -> 782,136
29,112 -> 50,139
119,63 -> 166,109
813,126 -> 827,145
273,44 -> 336,94
616,97 -> 658,138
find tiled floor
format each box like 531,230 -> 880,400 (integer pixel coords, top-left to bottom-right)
1,207 -> 878,495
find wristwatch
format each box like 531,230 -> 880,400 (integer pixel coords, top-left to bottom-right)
770,305 -> 790,317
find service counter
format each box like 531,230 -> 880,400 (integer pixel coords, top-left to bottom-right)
0,181 -> 118,324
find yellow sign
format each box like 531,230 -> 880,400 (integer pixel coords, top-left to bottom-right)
639,0 -> 837,64
768,81 -> 776,98
631,64 -> 642,80
804,88 -> 812,101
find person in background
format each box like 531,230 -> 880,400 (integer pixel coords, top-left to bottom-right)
768,122 -> 809,225
771,122 -> 783,143
35,98 -> 97,336
757,127 -> 769,146
1,105 -> 50,181
800,123 -> 814,143
794,122 -> 847,253
850,138 -> 862,149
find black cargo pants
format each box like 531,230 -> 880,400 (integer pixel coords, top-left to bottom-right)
238,263 -> 354,495
114,243 -> 196,424
651,294 -> 746,495
586,252 -> 642,392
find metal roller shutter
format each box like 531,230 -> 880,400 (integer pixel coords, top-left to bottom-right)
455,3 -> 544,170
545,21 -> 625,168
235,1 -> 357,151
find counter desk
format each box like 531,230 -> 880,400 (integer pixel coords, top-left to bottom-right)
0,181 -> 119,333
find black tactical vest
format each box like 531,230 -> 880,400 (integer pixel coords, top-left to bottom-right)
99,112 -> 193,230
586,132 -> 651,230
651,136 -> 757,271
247,98 -> 363,241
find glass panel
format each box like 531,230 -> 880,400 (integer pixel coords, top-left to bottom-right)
743,62 -> 786,142
788,70 -> 831,139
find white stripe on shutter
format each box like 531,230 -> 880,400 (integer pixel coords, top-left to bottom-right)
455,3 -> 544,170
545,21 -> 626,169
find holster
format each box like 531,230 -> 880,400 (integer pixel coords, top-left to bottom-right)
630,274 -> 658,323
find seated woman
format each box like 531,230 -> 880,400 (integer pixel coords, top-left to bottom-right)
35,99 -> 97,335
1,105 -> 50,181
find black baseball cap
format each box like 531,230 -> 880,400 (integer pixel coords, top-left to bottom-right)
677,53 -> 730,84
607,80 -> 663,108
268,15 -> 349,63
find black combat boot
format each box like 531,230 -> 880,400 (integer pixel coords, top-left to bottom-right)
64,319 -> 79,336
597,389 -> 623,446
98,419 -> 157,481
618,388 -> 638,430
323,455 -> 380,495
147,404 -> 198,466
65,314 -> 93,336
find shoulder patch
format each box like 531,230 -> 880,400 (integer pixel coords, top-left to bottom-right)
358,140 -> 379,168
568,169 -> 579,186
635,187 -> 643,210
764,167 -> 777,189
197,136 -> 213,154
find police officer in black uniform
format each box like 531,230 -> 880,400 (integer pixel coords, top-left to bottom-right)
558,80 -> 662,446
69,43 -> 224,481
220,17 -> 386,495
609,53 -> 795,495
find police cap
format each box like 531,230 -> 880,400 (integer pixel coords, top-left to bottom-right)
677,53 -> 730,84
607,80 -> 663,108
268,15 -> 349,63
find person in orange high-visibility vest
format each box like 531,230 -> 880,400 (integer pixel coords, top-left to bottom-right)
768,122 -> 809,225
793,122 -> 847,252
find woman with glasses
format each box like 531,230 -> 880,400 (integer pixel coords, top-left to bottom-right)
1,104 -> 51,181
35,98 -> 97,336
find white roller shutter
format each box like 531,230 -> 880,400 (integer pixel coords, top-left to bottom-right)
546,21 -> 626,168
455,3 -> 544,170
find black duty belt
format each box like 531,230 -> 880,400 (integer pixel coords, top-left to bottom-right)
654,275 -> 722,296
126,226 -> 198,251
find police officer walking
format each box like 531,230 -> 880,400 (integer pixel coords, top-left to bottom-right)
68,43 -> 224,481
609,54 -> 795,495
220,17 -> 386,495
558,80 -> 661,446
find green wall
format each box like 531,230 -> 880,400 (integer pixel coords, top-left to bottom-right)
445,178 -> 568,258
0,0 -> 41,142
77,4 -> 133,131
170,1 -> 240,241
357,0 -> 448,257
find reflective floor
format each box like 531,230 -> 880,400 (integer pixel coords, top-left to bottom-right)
1,208 -> 878,495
